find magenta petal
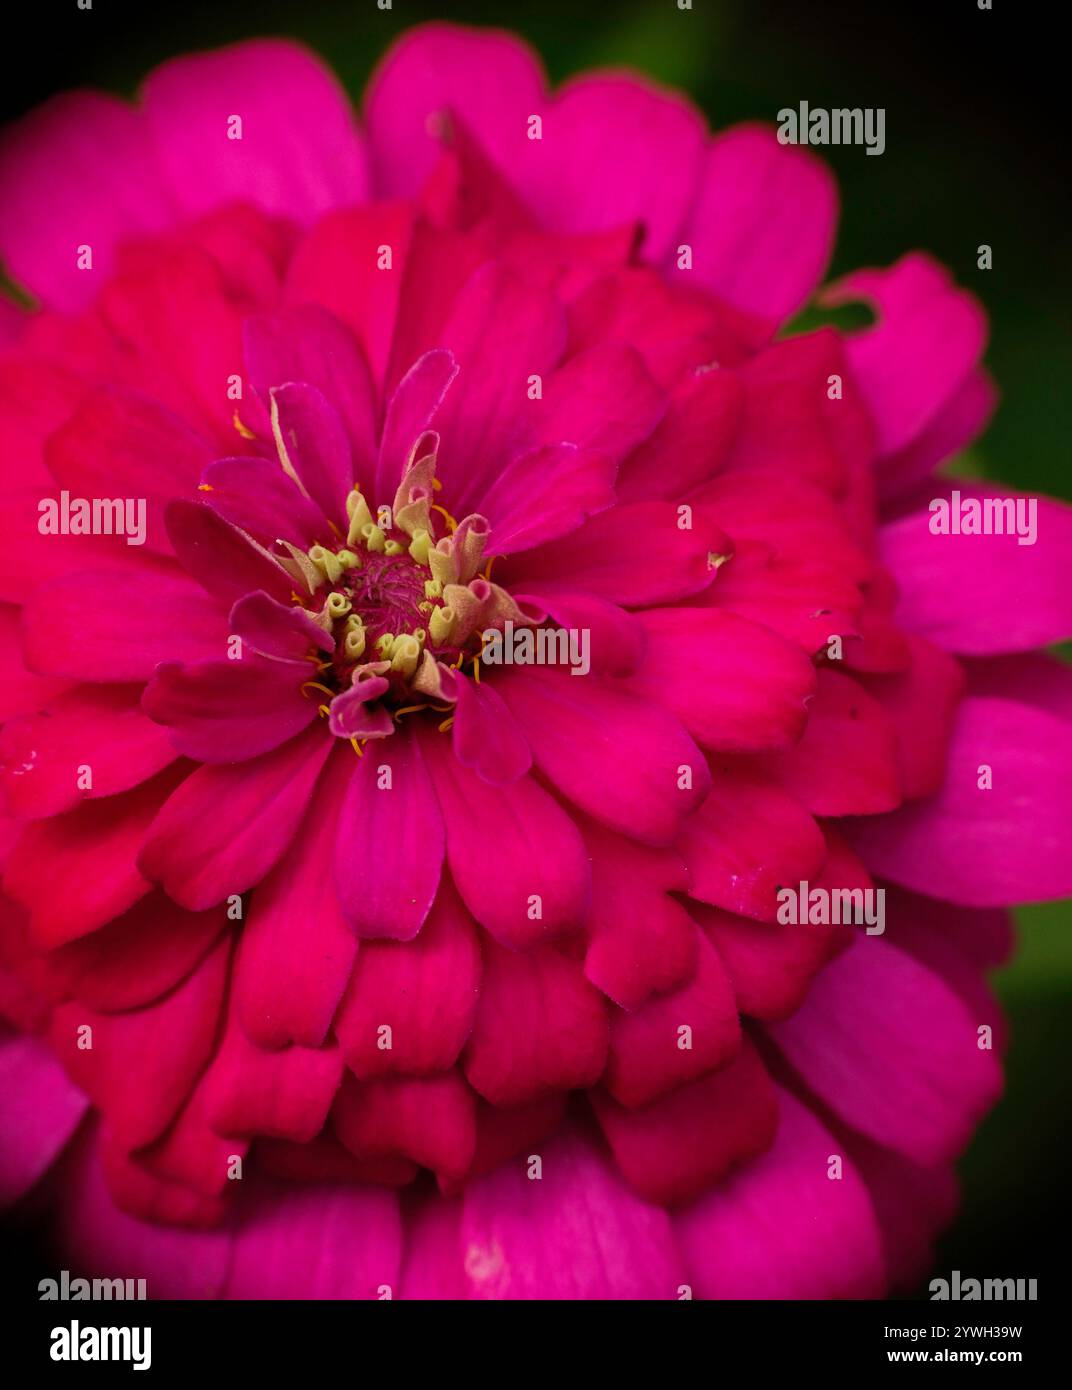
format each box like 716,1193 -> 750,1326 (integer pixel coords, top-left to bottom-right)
244,304 -> 377,468
0,93 -> 173,310
506,500 -> 723,607
225,1179 -> 400,1299
1,685 -> 177,819
451,673 -> 532,784
142,39 -> 368,223
335,877 -> 480,1078
482,443 -> 617,556
461,1124 -> 685,1299
768,936 -> 1002,1166
165,499 -> 294,604
229,589 -> 334,662
334,731 -> 443,940
373,348 -> 458,502
269,382 -> 354,528
526,75 -> 706,261
235,748 -> 357,1049
512,586 -> 646,678
46,388 -> 214,554
60,1127 -> 231,1299
431,263 -> 566,514
677,123 -> 837,325
498,667 -> 709,845
0,1030 -> 88,1205
201,456 -> 332,550
364,23 -> 546,198
21,568 -> 229,681
423,728 -> 590,949
675,1088 -> 885,1300
826,254 -> 987,456
678,763 -> 826,923
625,607 -> 816,753
847,695 -> 1072,906
880,486 -> 1072,654
143,655 -> 315,763
518,344 -> 665,468
139,724 -> 331,910
879,368 -> 997,501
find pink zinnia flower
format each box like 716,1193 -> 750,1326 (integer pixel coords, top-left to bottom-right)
0,25 -> 1069,1300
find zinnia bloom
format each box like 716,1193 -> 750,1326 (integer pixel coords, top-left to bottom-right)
0,24 -> 1069,1300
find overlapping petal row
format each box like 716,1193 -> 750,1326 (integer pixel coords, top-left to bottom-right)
0,25 -> 1070,1299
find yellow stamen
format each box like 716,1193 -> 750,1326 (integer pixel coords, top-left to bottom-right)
409,529 -> 432,565
361,521 -> 387,553
301,680 -> 336,700
233,410 -> 257,440
309,545 -> 344,583
438,716 -> 455,733
384,539 -> 404,556
349,737 -> 365,758
326,592 -> 352,620
430,503 -> 458,533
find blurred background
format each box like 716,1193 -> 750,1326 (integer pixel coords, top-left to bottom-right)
2,0 -> 1067,1296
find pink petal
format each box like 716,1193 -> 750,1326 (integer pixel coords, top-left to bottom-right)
755,668 -> 902,816
460,1124 -> 685,1299
50,933 -> 230,1150
423,727 -> 590,950
847,695 -> 1072,905
768,935 -> 1003,1165
268,382 -> 354,529
624,607 -> 816,753
4,767 -> 182,946
200,456 -> 332,551
373,348 -> 458,502
233,748 -> 358,1048
229,589 -> 334,663
0,1029 -> 88,1205
505,499 -> 723,607
47,890 -> 226,1013
880,486 -> 1072,654
526,75 -> 707,262
334,1069 -> 476,1183
583,823 -> 697,1010
678,762 -> 826,922
1,684 -> 177,819
862,633 -> 965,800
139,724 -> 331,910
825,254 -> 987,456
592,1040 -> 778,1205
602,929 -> 740,1108
497,666 -> 709,845
334,731 -> 443,940
165,499 -> 295,605
675,124 -> 838,325
675,1088 -> 885,1299
335,877 -> 480,1078
225,1178 -> 400,1300
244,304 -> 377,469
0,93 -> 173,310
142,654 -> 314,763
482,443 -> 617,556
21,567 -> 229,681
878,368 -> 997,501
450,674 -> 532,785
59,1125 -> 231,1299
364,22 -> 547,197
45,388 -> 213,554
141,39 -> 367,223
431,262 -> 566,515
464,940 -> 607,1107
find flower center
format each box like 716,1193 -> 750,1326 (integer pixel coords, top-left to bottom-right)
274,436 -> 533,742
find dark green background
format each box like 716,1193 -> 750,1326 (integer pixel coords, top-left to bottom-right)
3,0 -> 1067,1296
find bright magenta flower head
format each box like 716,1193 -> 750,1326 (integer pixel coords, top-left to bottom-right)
1,25 -> 1070,1300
